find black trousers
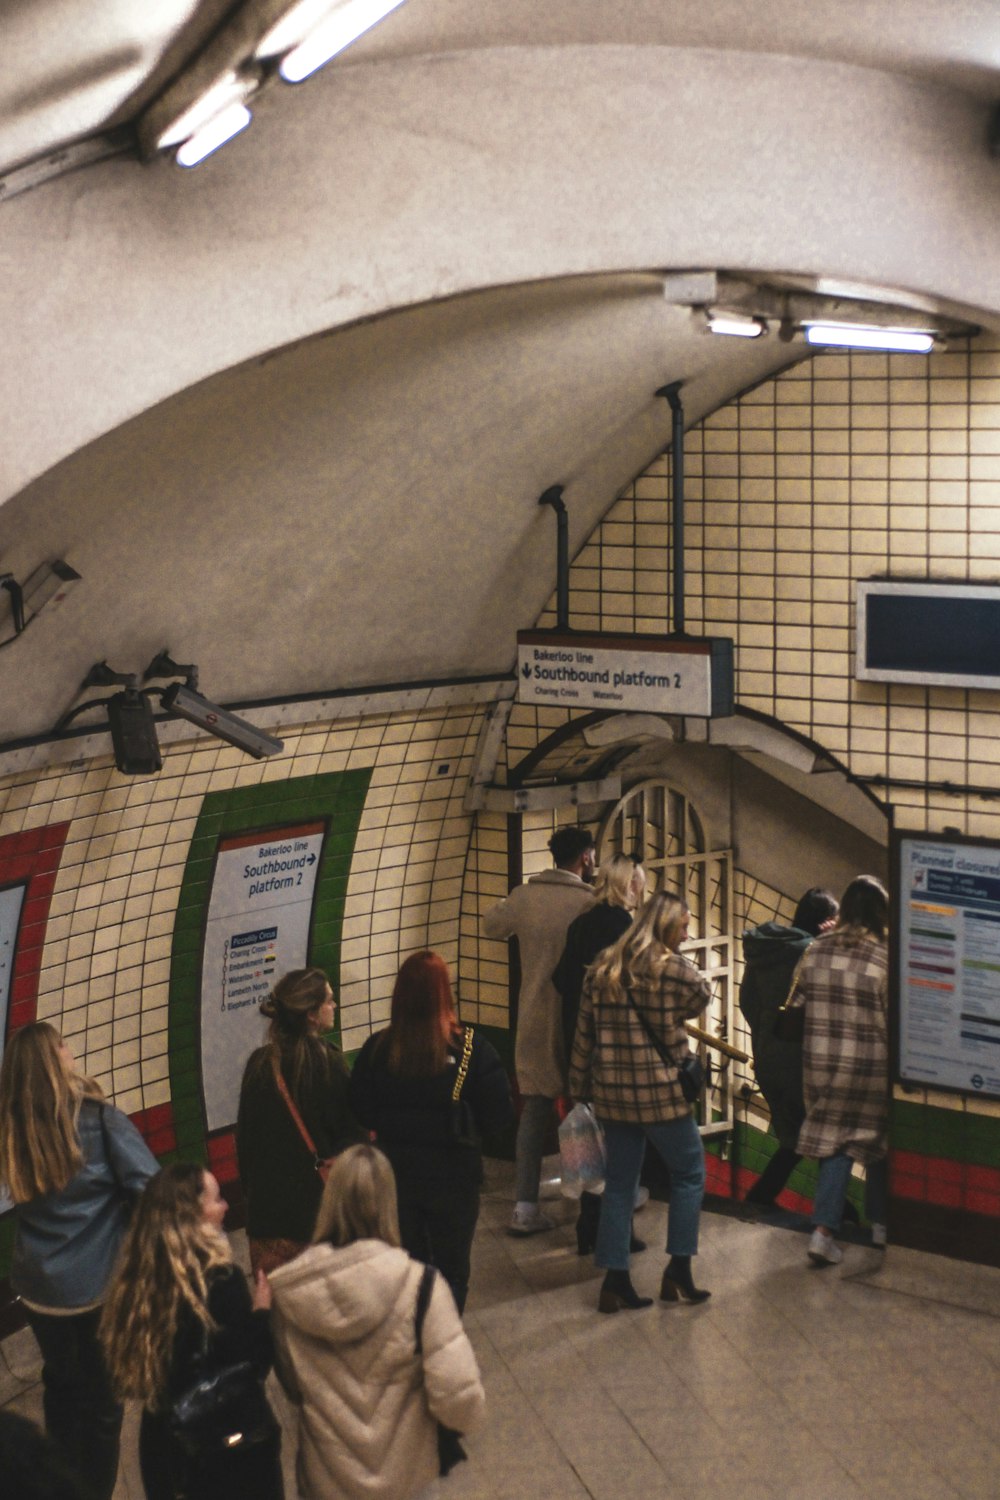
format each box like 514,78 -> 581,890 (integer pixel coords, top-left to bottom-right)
388,1147 -> 481,1313
23,1304 -> 123,1500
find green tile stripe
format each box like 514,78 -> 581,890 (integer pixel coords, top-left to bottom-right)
706,1118 -> 863,1211
891,1098 -> 1000,1169
167,768 -> 373,1163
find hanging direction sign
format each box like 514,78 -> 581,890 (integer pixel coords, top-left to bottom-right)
516,631 -> 734,717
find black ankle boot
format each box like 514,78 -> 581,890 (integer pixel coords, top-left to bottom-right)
660,1256 -> 710,1304
598,1269 -> 653,1314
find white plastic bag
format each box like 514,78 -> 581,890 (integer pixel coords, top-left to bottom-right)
558,1103 -> 606,1198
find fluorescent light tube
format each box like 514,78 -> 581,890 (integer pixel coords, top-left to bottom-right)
706,313 -> 766,338
804,323 -> 935,353
175,102 -> 252,167
156,71 -> 254,150
277,0 -> 407,82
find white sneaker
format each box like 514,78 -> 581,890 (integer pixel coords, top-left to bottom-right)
871,1222 -> 887,1248
807,1228 -> 843,1266
508,1205 -> 556,1237
633,1186 -> 650,1212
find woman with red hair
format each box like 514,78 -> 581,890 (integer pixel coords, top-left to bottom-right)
349,951 -> 513,1311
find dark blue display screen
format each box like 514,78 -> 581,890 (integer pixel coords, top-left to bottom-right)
866,593 -> 1000,677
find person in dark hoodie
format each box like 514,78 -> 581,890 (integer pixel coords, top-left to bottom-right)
739,888 -> 839,1207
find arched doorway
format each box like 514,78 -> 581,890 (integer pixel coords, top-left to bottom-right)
599,778 -> 735,1139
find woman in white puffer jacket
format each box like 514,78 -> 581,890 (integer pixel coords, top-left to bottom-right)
269,1144 -> 485,1500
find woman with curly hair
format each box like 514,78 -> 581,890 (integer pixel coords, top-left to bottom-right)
100,1163 -> 283,1500
0,1022 -> 158,1500
237,966 -> 361,1274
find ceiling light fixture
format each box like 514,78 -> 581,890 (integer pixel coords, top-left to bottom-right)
705,311 -> 767,339
174,101 -> 253,167
803,323 -> 936,353
266,0 -> 408,83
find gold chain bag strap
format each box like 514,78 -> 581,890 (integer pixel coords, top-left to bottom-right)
449,1025 -> 478,1144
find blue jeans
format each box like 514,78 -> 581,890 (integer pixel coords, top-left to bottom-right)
595,1115 -> 704,1270
812,1152 -> 888,1230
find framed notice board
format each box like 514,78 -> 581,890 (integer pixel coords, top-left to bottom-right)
892,829 -> 1000,1100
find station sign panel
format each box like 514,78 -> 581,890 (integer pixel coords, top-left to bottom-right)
516,631 -> 734,718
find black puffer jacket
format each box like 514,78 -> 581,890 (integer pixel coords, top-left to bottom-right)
739,922 -> 813,1148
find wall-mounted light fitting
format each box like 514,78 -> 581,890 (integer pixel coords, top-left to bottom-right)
0,559 -> 81,650
258,0 -> 408,83
140,0 -> 410,167
154,67 -> 259,165
704,311 -> 768,339
803,323 -> 937,353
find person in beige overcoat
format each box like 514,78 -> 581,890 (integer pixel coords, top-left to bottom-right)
269,1146 -> 485,1500
482,826 -> 595,1234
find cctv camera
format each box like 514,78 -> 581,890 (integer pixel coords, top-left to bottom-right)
161,683 -> 284,759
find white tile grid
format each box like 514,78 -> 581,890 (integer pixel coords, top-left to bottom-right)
4,1160 -> 1000,1500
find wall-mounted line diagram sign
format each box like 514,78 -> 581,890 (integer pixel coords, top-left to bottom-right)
894,832 -> 1000,1101
516,632 -> 734,717
201,820 -> 326,1132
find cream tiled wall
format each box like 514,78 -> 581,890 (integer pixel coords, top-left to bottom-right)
6,336 -> 1000,1132
0,706 -> 484,1112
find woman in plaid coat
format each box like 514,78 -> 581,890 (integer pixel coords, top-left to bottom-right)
570,889 -> 712,1313
788,875 -> 890,1266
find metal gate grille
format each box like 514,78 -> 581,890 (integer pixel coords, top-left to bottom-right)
599,779 -> 736,1137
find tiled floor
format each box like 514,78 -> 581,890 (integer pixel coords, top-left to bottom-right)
3,1157 -> 1000,1499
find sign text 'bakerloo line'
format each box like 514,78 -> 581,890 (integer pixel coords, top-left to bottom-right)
516,631 -> 734,718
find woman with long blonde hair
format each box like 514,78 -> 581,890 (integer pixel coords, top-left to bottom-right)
0,1022 -> 158,1500
100,1163 -> 283,1500
554,853 -> 647,1254
270,1144 -> 485,1500
237,966 -> 360,1274
570,889 -> 712,1313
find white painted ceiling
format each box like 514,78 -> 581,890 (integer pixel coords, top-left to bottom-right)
1,2 -> 999,746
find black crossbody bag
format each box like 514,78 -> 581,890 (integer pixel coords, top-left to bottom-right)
624,988 -> 705,1104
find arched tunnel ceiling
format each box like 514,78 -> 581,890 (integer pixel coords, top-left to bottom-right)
3,0 -> 1000,178
2,2 -> 1000,747
0,273 -> 804,742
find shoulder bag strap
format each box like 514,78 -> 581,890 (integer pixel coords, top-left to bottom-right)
272,1058 -> 323,1171
96,1100 -> 120,1186
451,1025 -> 475,1102
622,986 -> 680,1071
414,1262 -> 436,1355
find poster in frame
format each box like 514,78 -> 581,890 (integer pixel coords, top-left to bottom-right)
891,827 -> 1000,1102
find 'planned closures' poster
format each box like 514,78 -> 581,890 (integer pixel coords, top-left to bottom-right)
896,834 -> 1000,1099
201,822 -> 325,1132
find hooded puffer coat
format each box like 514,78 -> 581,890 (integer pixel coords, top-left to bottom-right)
269,1239 -> 485,1500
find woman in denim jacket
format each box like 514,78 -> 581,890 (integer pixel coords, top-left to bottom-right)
0,1022 -> 158,1500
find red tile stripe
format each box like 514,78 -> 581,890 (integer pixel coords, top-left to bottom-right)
890,1148 -> 1000,1214
0,822 -> 71,1033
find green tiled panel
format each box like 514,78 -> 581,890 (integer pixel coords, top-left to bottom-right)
891,1099 -> 1000,1169
167,767 -> 373,1167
